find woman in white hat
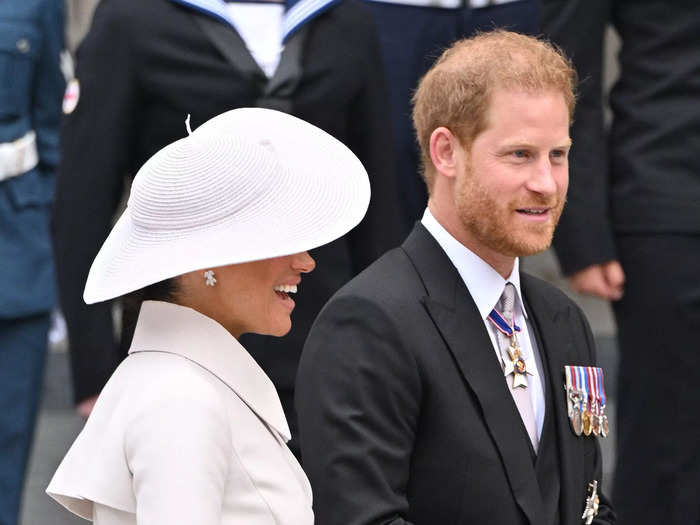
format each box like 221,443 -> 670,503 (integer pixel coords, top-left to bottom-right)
46,107 -> 370,524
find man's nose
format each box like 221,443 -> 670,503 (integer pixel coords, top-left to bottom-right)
526,157 -> 560,195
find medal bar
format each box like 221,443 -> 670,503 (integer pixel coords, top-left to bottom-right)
564,366 -> 609,438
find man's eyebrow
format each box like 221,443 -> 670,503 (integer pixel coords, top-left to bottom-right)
556,138 -> 573,148
498,138 -> 573,149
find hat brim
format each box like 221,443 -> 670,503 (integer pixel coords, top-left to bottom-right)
83,110 -> 370,304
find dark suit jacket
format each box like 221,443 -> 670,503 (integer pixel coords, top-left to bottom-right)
52,0 -> 401,403
296,224 -> 615,524
541,0 -> 700,274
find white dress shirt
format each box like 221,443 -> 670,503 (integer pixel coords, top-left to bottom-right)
47,301 -> 313,525
421,208 -> 545,438
226,3 -> 284,78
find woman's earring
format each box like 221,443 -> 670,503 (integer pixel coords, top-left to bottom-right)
203,270 -> 217,287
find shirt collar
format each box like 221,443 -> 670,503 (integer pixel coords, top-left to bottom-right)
169,0 -> 339,42
129,301 -> 291,441
421,207 -> 529,321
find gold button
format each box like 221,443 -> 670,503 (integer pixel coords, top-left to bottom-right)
16,38 -> 30,53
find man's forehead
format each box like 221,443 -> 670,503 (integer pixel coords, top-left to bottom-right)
477,88 -> 571,136
486,86 -> 569,111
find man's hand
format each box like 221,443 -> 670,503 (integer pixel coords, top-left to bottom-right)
568,261 -> 625,301
77,395 -> 99,419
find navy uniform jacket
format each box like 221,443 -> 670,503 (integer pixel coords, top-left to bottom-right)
542,0 -> 700,274
0,0 -> 64,319
363,0 -> 540,233
52,0 -> 402,409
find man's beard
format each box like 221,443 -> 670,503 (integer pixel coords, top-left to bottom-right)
454,167 -> 564,258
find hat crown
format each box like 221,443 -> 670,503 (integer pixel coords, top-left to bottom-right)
84,108 -> 371,304
128,134 -> 281,232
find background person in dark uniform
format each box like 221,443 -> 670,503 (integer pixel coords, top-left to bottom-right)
52,0 -> 402,455
364,0 -> 540,233
542,1 -> 700,523
0,0 -> 65,523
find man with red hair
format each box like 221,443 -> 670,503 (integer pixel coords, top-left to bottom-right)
297,30 -> 616,525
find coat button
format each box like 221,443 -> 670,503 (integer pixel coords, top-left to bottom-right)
16,38 -> 30,53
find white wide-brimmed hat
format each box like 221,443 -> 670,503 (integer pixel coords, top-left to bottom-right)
83,108 -> 370,304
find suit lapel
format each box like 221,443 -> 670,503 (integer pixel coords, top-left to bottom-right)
403,225 -> 545,525
265,26 -> 308,98
521,275 -> 584,525
258,26 -> 308,113
525,313 -> 560,524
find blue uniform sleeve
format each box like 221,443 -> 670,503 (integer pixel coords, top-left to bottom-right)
33,0 -> 65,173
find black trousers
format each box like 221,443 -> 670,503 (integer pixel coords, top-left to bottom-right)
613,234 -> 700,525
0,313 -> 50,525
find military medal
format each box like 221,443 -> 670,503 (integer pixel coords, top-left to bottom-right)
488,309 -> 533,388
579,366 -> 593,436
595,367 -> 609,438
600,408 -> 609,438
565,366 -> 584,435
585,367 -> 600,436
583,367 -> 599,436
572,406 -> 583,436
581,480 -> 600,524
588,366 -> 609,438
591,404 -> 600,436
582,406 -> 592,436
576,365 -> 591,436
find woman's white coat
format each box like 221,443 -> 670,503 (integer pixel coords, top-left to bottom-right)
47,301 -> 313,524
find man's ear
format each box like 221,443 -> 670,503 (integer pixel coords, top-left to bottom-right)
429,127 -> 461,180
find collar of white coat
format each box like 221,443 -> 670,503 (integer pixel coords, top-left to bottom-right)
169,0 -> 340,42
129,300 -> 291,441
421,207 -> 529,322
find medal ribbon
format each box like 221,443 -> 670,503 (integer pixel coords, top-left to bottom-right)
595,367 -> 601,413
570,366 -> 584,413
590,367 -> 607,412
565,366 -> 573,416
576,366 -> 588,411
586,367 -> 597,413
568,366 -> 575,390
487,309 -> 521,337
588,368 -> 609,413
